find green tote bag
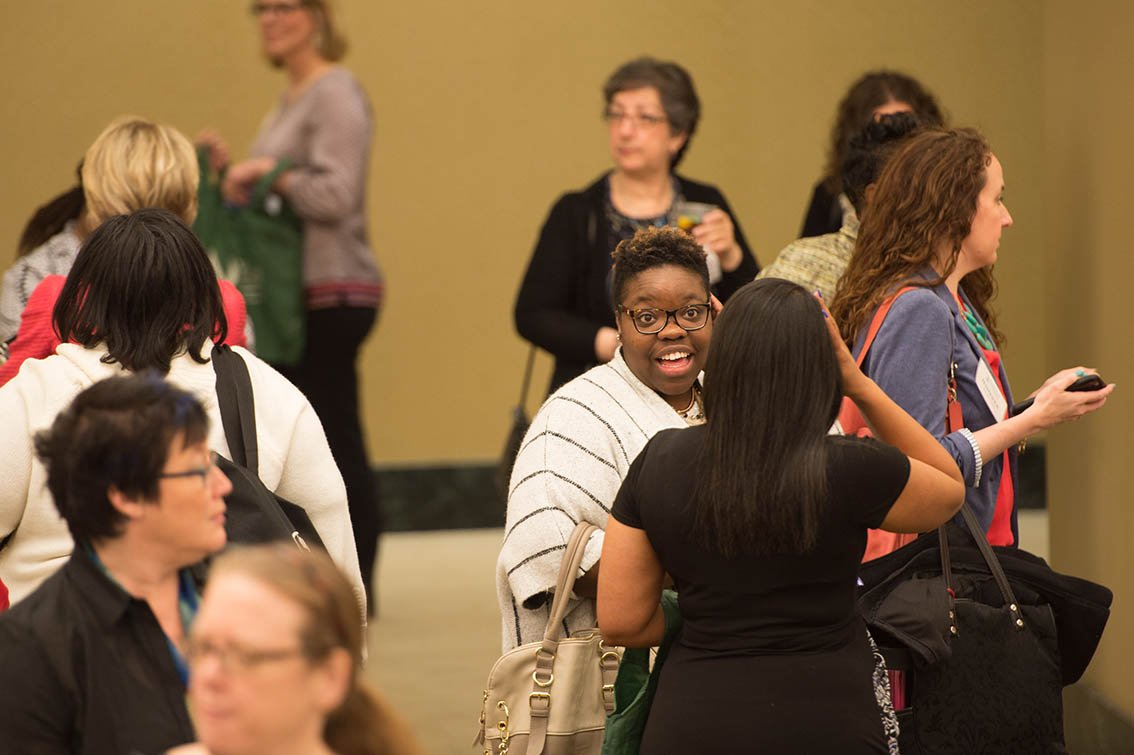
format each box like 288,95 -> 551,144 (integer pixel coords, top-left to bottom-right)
193,150 -> 305,366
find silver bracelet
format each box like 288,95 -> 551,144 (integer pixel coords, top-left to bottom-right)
958,428 -> 983,487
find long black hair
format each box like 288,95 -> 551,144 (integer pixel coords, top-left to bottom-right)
53,208 -> 227,374
692,279 -> 842,557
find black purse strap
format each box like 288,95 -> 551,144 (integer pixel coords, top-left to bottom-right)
517,345 -> 536,408
941,503 -> 1027,631
211,345 -> 260,474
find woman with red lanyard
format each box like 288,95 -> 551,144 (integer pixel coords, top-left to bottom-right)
831,128 -> 1113,546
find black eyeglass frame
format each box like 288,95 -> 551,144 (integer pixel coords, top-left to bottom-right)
159,451 -> 219,483
618,302 -> 713,335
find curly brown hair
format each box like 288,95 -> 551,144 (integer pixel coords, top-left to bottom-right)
610,225 -> 710,308
822,70 -> 945,195
830,127 -> 1003,348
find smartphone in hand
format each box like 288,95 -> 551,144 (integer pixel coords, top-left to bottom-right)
1010,373 -> 1106,416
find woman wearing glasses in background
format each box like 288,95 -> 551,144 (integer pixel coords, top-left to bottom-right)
498,227 -> 716,650
514,57 -> 758,395
198,0 -> 383,616
172,544 -> 424,755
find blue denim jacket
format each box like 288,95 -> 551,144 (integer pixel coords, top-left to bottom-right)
853,276 -> 1019,543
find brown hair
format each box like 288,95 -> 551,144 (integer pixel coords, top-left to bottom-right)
822,70 -> 945,195
603,57 -> 700,169
831,127 -> 1003,348
208,545 -> 424,755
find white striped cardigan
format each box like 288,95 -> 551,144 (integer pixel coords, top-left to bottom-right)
496,350 -> 688,650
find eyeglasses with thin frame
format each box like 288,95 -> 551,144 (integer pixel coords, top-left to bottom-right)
249,1 -> 307,18
603,109 -> 668,129
619,303 -> 712,335
185,637 -> 307,674
159,451 -> 219,484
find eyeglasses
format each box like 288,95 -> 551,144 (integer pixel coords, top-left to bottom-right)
185,637 -> 307,674
603,109 -> 668,129
159,451 -> 219,484
249,1 -> 307,17
619,303 -> 712,335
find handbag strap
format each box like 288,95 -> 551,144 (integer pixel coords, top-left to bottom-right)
940,504 -> 1026,632
249,157 -> 294,208
527,522 -> 599,755
517,345 -> 536,408
211,344 -> 261,474
855,286 -> 919,368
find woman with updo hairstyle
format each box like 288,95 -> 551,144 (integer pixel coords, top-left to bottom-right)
800,70 -> 945,238
499,226 -> 717,650
173,544 -> 423,755
831,128 -> 1113,548
598,278 -> 965,752
199,0 -> 383,614
515,56 -> 758,395
0,116 -> 248,385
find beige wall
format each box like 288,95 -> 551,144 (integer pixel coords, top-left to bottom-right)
1043,1 -> 1134,720
2,1 -> 1045,464
2,0 -> 1130,724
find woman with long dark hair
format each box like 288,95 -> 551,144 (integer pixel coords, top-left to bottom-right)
831,128 -> 1113,546
598,279 -> 965,753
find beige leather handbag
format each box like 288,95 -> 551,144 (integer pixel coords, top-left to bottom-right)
477,523 -> 621,754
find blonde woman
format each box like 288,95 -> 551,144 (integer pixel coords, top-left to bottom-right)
0,116 -> 249,385
172,544 -> 423,755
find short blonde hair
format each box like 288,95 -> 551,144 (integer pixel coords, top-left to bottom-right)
80,116 -> 198,231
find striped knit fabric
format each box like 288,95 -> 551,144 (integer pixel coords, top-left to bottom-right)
496,350 -> 688,650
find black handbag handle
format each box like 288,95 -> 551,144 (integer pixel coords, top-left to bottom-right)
941,503 -> 1027,631
516,345 -> 535,408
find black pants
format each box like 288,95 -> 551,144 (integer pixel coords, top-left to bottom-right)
275,305 -> 381,615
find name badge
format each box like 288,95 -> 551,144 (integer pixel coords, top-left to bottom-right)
975,359 -> 1008,420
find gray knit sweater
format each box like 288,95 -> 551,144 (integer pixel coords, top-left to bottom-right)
250,67 -> 382,308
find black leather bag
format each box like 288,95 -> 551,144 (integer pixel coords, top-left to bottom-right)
858,505 -> 1112,755
211,345 -> 324,551
495,346 -> 535,500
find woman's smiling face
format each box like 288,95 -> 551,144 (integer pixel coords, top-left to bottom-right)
616,264 -> 712,409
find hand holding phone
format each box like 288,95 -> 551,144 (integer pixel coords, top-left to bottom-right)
1010,373 -> 1106,416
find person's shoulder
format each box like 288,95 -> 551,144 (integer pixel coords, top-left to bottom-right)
887,285 -> 951,318
826,434 -> 905,469
308,67 -> 371,115
674,174 -> 725,201
548,173 -> 608,212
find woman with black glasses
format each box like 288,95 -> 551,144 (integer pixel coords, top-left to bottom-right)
514,57 -> 758,395
498,227 -> 716,650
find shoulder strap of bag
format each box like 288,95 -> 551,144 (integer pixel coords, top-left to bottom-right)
517,346 -> 536,408
212,345 -> 260,474
941,504 -> 1026,633
855,285 -> 919,368
526,522 -> 600,755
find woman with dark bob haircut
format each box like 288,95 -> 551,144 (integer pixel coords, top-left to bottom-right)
598,279 -> 965,753
801,70 -> 945,238
832,128 -> 1113,549
0,208 -> 364,610
515,56 -> 759,394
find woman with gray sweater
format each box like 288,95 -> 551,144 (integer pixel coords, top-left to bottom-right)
200,0 -> 383,613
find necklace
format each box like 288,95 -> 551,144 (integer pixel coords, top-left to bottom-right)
677,383 -> 705,424
959,302 -> 995,350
